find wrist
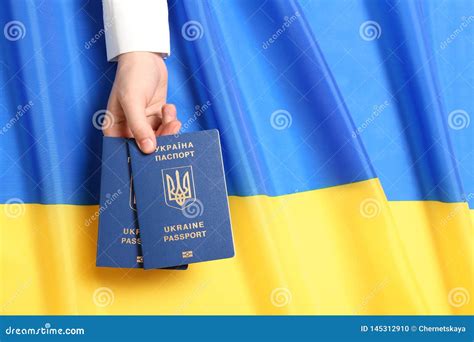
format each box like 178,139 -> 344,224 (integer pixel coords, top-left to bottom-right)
118,51 -> 163,62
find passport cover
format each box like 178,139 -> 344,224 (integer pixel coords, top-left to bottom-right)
96,137 -> 187,270
128,129 -> 235,269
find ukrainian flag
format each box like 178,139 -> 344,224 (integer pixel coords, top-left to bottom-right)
1,0 -> 472,315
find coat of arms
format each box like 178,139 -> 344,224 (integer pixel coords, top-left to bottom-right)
162,166 -> 196,209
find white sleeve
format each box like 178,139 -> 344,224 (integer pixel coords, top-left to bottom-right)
102,0 -> 170,61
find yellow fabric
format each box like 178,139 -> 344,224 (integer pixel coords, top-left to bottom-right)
1,179 -> 472,315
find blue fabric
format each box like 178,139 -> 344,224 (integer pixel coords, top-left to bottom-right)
0,0 -> 472,207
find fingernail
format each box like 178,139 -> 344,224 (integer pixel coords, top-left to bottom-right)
139,138 -> 155,153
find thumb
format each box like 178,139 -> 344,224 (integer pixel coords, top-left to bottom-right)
121,97 -> 156,154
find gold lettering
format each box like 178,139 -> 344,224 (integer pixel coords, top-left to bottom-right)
121,237 -> 141,245
162,220 -> 207,243
154,141 -> 195,161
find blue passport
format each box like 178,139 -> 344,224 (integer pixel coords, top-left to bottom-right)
128,129 -> 235,269
96,137 -> 187,270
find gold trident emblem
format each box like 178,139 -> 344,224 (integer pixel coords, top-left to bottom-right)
163,166 -> 195,209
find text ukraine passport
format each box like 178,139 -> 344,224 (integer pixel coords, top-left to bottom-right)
96,137 -> 187,270
128,129 -> 235,269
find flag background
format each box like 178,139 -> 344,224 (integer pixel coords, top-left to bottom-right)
0,0 -> 472,314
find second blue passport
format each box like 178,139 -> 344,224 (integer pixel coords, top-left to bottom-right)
128,130 -> 235,269
96,137 -> 187,270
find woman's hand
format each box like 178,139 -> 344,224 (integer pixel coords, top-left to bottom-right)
103,52 -> 181,153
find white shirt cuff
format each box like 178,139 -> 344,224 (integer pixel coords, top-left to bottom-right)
102,0 -> 170,61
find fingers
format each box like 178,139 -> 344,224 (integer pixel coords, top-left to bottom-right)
155,104 -> 180,136
161,104 -> 177,124
118,97 -> 180,152
156,120 -> 181,136
146,114 -> 162,131
121,97 -> 156,154
103,89 -> 128,137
